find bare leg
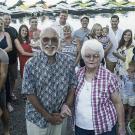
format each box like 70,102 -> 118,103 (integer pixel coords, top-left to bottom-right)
1,108 -> 10,135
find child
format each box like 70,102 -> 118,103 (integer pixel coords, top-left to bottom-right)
122,60 -> 135,122
101,26 -> 112,56
30,31 -> 41,53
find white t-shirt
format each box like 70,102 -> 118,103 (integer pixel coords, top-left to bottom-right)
51,21 -> 73,41
107,27 -> 123,62
75,79 -> 94,130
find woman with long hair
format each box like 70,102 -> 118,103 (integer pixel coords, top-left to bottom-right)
18,24 -> 33,78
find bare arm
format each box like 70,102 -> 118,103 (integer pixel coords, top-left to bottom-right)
65,87 -> 75,108
111,91 -> 126,135
4,32 -> 12,52
15,39 -> 33,56
113,51 -> 126,62
75,38 -> 81,66
27,95 -> 63,125
0,63 -> 8,91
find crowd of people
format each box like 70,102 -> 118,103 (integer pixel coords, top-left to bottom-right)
0,9 -> 135,135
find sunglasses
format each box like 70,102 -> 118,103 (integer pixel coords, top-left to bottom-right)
42,37 -> 58,43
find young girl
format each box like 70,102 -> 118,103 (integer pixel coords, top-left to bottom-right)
122,61 -> 135,121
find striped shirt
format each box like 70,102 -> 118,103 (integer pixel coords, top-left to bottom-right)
75,65 -> 119,135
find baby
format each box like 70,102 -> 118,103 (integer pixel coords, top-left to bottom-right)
30,31 -> 41,53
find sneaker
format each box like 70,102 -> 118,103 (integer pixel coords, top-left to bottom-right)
7,103 -> 14,112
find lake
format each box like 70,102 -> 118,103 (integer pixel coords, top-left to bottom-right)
10,11 -> 135,36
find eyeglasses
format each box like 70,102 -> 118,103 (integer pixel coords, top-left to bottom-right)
42,37 -> 58,43
84,54 -> 100,59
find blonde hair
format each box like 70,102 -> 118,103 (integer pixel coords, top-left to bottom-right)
0,18 -> 4,32
63,25 -> 72,33
90,23 -> 102,38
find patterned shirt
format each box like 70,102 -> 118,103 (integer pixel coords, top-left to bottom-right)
22,51 -> 77,128
75,65 -> 119,135
61,40 -> 78,62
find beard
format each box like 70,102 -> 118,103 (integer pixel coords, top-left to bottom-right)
42,46 -> 57,56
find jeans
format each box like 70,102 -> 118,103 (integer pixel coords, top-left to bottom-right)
75,125 -> 116,135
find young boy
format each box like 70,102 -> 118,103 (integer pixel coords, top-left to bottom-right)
122,60 -> 135,122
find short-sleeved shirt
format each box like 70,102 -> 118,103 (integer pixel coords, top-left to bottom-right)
76,65 -> 119,135
73,28 -> 90,46
61,40 -> 78,62
5,26 -> 18,64
22,51 -> 77,128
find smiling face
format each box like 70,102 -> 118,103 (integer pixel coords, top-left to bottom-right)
21,27 -> 28,39
59,12 -> 68,25
3,14 -> 11,27
123,31 -> 132,42
83,48 -> 100,70
63,25 -> 72,38
95,26 -> 102,37
29,18 -> 38,30
110,17 -> 119,29
81,18 -> 89,29
41,28 -> 59,56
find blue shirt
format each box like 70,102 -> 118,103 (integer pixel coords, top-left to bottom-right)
22,51 -> 77,128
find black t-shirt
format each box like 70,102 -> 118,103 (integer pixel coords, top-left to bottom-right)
4,26 -> 18,64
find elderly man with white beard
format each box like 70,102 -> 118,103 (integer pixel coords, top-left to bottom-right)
22,27 -> 77,135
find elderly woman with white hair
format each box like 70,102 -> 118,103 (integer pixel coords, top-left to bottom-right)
75,39 -> 126,135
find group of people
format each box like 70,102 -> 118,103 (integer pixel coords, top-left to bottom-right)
0,9 -> 135,135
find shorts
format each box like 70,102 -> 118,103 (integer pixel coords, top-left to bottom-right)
106,59 -> 116,73
122,94 -> 135,106
0,89 -> 6,110
8,61 -> 18,80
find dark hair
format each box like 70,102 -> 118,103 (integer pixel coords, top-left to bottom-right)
29,16 -> 37,23
18,24 -> 30,44
111,15 -> 119,21
132,47 -> 135,61
118,29 -> 132,50
60,9 -> 68,15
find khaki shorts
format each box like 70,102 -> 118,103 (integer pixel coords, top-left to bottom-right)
106,59 -> 116,73
122,94 -> 135,106
26,119 -> 63,135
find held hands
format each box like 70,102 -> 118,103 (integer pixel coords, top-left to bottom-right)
60,104 -> 72,118
47,113 -> 63,125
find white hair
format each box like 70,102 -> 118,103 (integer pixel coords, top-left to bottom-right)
81,39 -> 104,61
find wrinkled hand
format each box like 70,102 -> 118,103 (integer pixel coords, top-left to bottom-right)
47,113 -> 63,125
60,104 -> 72,118
118,126 -> 126,135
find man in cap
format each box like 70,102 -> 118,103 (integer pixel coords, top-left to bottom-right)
73,15 -> 90,67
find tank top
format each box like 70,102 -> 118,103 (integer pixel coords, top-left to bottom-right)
0,36 -> 8,49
